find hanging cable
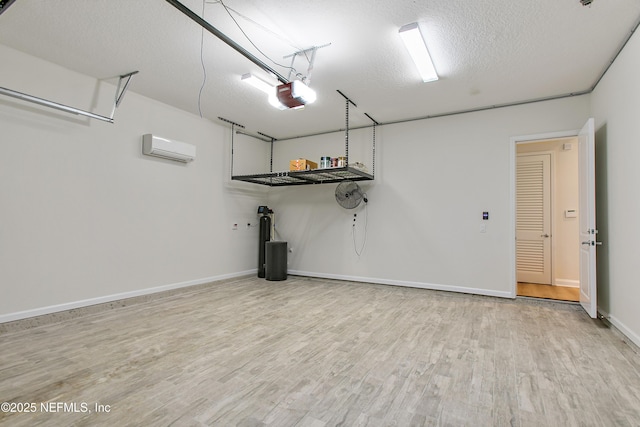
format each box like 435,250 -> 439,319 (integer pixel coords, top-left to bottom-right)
216,0 -> 304,79
197,0 -> 208,118
353,200 -> 368,257
207,0 -> 307,56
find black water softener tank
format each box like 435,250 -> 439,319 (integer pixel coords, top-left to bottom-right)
258,209 -> 271,278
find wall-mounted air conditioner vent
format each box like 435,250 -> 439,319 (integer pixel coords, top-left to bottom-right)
142,134 -> 195,163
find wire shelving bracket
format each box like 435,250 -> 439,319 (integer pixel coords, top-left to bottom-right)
0,71 -> 139,124
229,90 -> 376,187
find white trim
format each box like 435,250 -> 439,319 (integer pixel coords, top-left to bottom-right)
0,270 -> 256,324
509,139 -> 517,297
555,279 -> 580,288
289,270 -> 514,299
510,129 -> 580,299
598,308 -> 640,349
511,130 -> 580,145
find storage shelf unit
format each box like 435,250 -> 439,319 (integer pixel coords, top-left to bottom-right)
227,91 -> 376,187
232,166 -> 373,187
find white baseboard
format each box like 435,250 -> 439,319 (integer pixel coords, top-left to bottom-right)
597,308 -> 640,349
555,278 -> 580,288
0,269 -> 256,324
289,270 -> 514,299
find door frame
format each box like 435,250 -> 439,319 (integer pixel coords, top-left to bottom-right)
509,129 -> 580,298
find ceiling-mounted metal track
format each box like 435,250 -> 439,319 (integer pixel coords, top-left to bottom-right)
165,0 -> 289,84
0,71 -> 138,124
217,116 -> 245,129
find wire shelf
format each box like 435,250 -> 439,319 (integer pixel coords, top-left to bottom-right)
232,166 -> 373,187
228,91 -> 376,187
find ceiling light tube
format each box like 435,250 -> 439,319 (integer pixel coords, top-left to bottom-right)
241,73 -> 275,95
399,22 -> 439,83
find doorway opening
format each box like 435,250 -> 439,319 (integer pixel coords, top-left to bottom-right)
515,136 -> 580,302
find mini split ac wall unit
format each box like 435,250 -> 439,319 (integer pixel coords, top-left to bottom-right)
142,134 -> 196,163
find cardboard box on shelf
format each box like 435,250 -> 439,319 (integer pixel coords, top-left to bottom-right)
289,158 -> 318,171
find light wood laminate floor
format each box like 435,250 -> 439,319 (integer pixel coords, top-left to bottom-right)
1,276 -> 639,426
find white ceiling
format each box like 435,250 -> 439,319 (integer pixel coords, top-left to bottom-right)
1,0 -> 639,139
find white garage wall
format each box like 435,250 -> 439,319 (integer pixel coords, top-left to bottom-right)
268,96 -> 590,297
591,29 -> 640,346
0,44 -> 268,321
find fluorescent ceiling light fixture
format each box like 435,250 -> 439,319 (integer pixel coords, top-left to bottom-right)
241,73 -> 275,95
399,22 -> 439,83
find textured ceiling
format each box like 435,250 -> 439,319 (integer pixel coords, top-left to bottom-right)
1,0 -> 639,139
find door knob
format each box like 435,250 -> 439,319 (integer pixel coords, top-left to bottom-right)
541,234 -> 550,238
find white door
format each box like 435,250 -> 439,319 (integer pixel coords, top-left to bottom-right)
516,153 -> 552,284
578,118 -> 598,318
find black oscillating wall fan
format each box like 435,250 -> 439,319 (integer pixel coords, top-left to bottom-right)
335,180 -> 368,209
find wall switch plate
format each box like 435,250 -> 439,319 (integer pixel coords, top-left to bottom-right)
480,223 -> 487,233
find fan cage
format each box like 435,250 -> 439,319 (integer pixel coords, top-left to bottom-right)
336,180 -> 365,209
